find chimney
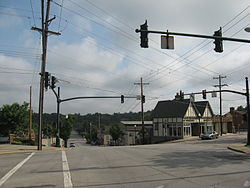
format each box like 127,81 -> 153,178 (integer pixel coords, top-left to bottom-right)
230,107 -> 235,113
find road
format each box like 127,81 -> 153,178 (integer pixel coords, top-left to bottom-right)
0,133 -> 250,188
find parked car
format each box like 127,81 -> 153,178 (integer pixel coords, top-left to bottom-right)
70,143 -> 76,147
200,131 -> 219,140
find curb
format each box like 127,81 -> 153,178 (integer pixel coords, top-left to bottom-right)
227,146 -> 246,154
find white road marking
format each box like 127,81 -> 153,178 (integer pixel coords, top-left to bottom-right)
0,152 -> 35,187
62,150 -> 73,188
244,180 -> 250,187
156,185 -> 164,188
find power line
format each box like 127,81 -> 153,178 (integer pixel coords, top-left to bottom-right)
30,0 -> 36,26
57,0 -> 64,32
143,6 -> 250,82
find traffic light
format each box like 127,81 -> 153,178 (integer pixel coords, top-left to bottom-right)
213,27 -> 223,53
139,20 -> 148,48
51,76 -> 57,89
142,95 -> 145,103
202,90 -> 206,99
44,72 -> 50,90
121,95 -> 124,103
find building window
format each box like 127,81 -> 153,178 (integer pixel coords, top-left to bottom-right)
154,123 -> 158,131
169,127 -> 173,136
173,124 -> 177,136
184,126 -> 191,137
178,127 -> 182,136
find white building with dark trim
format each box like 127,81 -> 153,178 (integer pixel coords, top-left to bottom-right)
152,98 -> 214,141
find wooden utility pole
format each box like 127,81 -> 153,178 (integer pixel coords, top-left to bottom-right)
134,77 -> 149,144
213,75 -> 227,136
32,0 -> 60,150
29,86 -> 32,140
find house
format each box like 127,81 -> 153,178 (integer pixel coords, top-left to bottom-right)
194,101 -> 214,135
227,107 -> 247,132
152,98 -> 214,141
120,121 -> 153,145
213,115 -> 228,134
213,107 -> 247,134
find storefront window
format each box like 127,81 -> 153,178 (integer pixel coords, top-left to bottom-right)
178,127 -> 182,136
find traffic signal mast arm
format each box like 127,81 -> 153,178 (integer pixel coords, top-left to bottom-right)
59,95 -> 138,103
184,89 -> 246,97
135,29 -> 250,44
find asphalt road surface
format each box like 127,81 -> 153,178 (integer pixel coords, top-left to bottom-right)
0,133 -> 250,188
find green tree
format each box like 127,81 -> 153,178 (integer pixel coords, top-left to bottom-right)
237,105 -> 246,111
42,121 -> 56,138
0,102 -> 29,137
60,115 -> 75,147
109,124 -> 123,144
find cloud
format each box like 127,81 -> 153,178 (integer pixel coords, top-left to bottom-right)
0,9 -> 22,28
0,54 -> 35,105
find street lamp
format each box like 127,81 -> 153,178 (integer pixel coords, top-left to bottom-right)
134,125 -> 137,145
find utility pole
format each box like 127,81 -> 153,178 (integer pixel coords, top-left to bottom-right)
29,86 -> 32,140
246,77 -> 250,145
56,87 -> 60,147
134,77 -> 149,144
32,0 -> 60,150
213,75 -> 227,136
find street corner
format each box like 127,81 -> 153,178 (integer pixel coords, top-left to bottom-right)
227,143 -> 250,154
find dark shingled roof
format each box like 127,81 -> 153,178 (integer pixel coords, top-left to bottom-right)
194,101 -> 214,116
194,101 -> 207,116
152,99 -> 214,118
152,99 -> 192,118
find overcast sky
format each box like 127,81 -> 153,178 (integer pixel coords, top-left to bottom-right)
1,0 -> 250,115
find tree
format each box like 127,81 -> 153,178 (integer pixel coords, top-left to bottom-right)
109,124 -> 123,145
60,115 -> 75,147
42,121 -> 56,138
237,105 -> 246,111
0,102 -> 29,137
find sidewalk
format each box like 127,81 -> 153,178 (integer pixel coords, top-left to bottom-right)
0,144 -> 67,155
227,143 -> 250,154
169,136 -> 199,143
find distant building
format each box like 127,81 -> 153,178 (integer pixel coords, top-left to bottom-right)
213,107 -> 247,134
120,121 -> 153,145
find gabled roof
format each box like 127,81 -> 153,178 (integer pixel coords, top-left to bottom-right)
152,99 -> 214,118
152,99 -> 191,118
194,101 -> 214,117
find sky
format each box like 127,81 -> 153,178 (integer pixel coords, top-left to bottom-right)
0,0 -> 250,116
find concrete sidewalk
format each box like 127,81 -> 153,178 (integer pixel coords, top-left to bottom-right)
227,143 -> 250,154
0,144 -> 67,155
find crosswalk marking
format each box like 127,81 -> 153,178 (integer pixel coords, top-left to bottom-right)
0,152 -> 35,187
62,150 -> 73,188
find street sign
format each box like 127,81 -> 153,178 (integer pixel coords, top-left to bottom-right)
161,35 -> 174,49
212,91 -> 217,97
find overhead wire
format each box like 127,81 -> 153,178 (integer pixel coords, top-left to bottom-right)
29,0 -> 36,26
51,1 -> 222,89
144,6 -> 250,82
52,0 -> 216,79
147,21 -> 250,88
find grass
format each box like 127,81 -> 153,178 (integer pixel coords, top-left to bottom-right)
245,145 -> 250,148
